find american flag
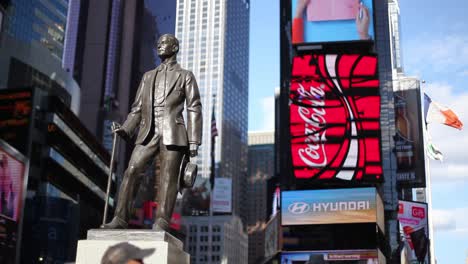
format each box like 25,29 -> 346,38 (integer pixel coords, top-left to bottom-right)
211,106 -> 218,138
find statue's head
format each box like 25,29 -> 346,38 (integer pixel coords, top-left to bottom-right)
156,34 -> 179,58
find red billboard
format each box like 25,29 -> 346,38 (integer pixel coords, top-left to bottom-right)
290,53 -> 382,183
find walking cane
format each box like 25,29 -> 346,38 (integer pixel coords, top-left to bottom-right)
102,122 -> 120,225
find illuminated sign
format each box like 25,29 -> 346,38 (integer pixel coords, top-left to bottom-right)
0,140 -> 28,264
282,188 -> 382,226
290,53 -> 382,182
291,0 -> 375,44
0,90 -> 33,155
398,200 -> 429,264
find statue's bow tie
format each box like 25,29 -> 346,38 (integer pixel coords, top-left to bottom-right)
158,64 -> 175,72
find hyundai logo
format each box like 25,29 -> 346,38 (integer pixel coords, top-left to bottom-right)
288,202 -> 310,214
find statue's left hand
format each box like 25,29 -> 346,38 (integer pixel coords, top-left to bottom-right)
189,144 -> 198,157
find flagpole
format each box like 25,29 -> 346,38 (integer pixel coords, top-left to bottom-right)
421,80 -> 436,264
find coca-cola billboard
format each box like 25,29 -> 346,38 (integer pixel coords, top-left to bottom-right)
290,53 -> 382,183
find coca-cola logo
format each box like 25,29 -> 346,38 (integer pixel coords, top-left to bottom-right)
296,83 -> 327,167
289,54 -> 382,181
412,206 -> 425,219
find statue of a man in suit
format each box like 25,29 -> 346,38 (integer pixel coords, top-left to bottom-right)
102,34 -> 202,231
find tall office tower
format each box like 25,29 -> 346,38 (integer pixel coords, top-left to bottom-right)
247,131 -> 275,264
62,0 -> 80,74
176,0 -> 249,263
76,0 -> 176,152
175,0 -> 250,219
388,0 -> 404,76
374,0 -> 400,260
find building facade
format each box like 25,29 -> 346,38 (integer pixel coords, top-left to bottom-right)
0,0 -> 80,112
175,0 -> 250,219
75,0 -> 176,151
182,215 -> 248,264
175,0 -> 250,262
247,131 -> 274,264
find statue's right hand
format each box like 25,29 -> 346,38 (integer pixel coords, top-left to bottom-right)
111,122 -> 128,139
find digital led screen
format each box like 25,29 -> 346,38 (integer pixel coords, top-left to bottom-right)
291,0 -> 375,44
281,250 -> 381,264
290,53 -> 382,183
0,140 -> 28,264
282,188 -> 381,226
0,90 -> 33,155
398,200 -> 429,264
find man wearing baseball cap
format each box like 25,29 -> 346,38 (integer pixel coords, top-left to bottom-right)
101,242 -> 155,264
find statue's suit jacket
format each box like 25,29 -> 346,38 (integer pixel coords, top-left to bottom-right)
121,63 -> 202,146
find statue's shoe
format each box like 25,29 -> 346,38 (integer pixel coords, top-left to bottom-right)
101,217 -> 128,229
152,218 -> 170,233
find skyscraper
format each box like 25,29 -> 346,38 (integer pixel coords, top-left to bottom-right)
176,0 -> 250,219
76,0 -> 176,151
176,0 -> 250,263
247,131 -> 275,264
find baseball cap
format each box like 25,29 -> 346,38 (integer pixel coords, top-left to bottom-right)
101,242 -> 155,264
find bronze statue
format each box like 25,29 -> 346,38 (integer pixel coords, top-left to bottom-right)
102,34 -> 202,231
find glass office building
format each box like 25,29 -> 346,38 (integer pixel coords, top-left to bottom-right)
176,0 -> 250,220
3,0 -> 68,61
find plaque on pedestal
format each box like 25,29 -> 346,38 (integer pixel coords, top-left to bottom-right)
76,230 -> 189,264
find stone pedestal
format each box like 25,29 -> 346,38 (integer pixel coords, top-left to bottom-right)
75,229 -> 189,264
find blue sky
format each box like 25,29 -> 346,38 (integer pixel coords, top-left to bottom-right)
249,0 -> 468,262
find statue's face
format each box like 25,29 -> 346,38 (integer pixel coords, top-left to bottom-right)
157,35 -> 178,57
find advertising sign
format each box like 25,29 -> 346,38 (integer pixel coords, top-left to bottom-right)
290,54 -> 382,183
0,140 -> 28,264
282,188 -> 381,226
393,78 -> 426,187
0,89 -> 33,155
212,178 -> 232,213
398,201 -> 429,264
291,0 -> 375,44
281,250 -> 381,264
264,214 -> 279,259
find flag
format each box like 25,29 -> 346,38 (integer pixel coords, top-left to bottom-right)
427,141 -> 443,161
211,106 -> 219,138
210,105 -> 218,191
425,128 -> 444,161
424,93 -> 463,130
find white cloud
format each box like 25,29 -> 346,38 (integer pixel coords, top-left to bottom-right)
259,96 -> 275,131
432,209 -> 456,231
424,82 -> 468,181
432,208 -> 468,234
458,69 -> 468,76
405,34 -> 468,73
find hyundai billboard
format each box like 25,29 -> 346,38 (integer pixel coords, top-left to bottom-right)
290,54 -> 382,183
291,0 -> 375,44
398,200 -> 429,264
282,188 -> 383,228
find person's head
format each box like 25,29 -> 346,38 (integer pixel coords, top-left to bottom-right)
101,242 -> 155,264
156,34 -> 179,58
